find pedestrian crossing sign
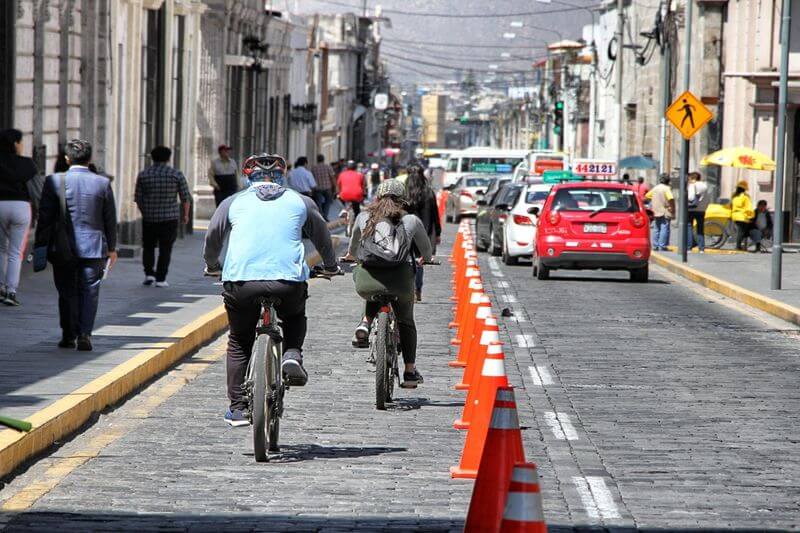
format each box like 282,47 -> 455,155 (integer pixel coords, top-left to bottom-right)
666,90 -> 713,140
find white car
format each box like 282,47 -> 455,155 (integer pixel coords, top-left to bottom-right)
501,182 -> 552,265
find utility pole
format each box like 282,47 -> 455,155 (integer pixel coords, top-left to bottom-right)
658,2 -> 671,174
678,0 -> 693,263
615,0 -> 624,170
772,0 -> 792,290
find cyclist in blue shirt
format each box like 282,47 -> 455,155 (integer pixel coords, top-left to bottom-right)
203,153 -> 340,426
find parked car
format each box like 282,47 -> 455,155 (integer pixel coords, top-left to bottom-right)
475,182 -> 522,255
445,174 -> 496,223
532,182 -> 651,282
501,182 -> 553,265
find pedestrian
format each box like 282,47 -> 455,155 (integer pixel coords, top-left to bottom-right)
646,174 -> 675,251
633,176 -> 650,202
0,128 -> 39,306
209,144 -> 239,207
368,162 -> 382,199
337,160 -> 366,217
310,154 -> 337,220
405,165 -> 441,302
134,145 -> 191,288
621,173 -> 631,185
754,200 -> 773,244
731,180 -> 760,252
687,171 -> 709,253
34,139 -> 117,351
287,156 -> 317,198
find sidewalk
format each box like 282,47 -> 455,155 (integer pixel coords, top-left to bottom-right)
652,249 -> 800,323
0,233 -> 222,421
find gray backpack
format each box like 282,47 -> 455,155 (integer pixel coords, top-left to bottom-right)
358,217 -> 412,268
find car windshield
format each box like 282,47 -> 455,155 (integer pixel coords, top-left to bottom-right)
525,190 -> 550,204
465,177 -> 492,188
551,188 -> 639,213
446,158 -> 459,172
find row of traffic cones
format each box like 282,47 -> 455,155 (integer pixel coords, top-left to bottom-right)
448,221 -> 547,533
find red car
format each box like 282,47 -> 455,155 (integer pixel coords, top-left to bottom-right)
532,181 -> 651,282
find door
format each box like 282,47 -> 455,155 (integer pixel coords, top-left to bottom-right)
0,0 -> 14,127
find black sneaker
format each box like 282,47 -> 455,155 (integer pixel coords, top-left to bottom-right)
352,320 -> 370,348
2,292 -> 20,306
58,336 -> 77,349
281,349 -> 308,386
401,369 -> 424,389
77,334 -> 93,351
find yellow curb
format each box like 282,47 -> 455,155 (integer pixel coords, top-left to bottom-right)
663,245 -> 745,256
0,305 -> 228,479
651,253 -> 800,325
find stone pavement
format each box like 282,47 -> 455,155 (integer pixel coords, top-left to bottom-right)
0,232 -> 473,531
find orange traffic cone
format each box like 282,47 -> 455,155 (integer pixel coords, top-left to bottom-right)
464,389 -> 527,532
454,342 -> 507,430
499,463 -> 547,533
455,317 -> 500,385
452,386 -> 523,480
449,278 -> 483,338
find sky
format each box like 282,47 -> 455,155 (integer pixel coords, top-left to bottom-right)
290,0 -> 597,89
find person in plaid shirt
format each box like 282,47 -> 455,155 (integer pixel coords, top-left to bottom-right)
134,146 -> 191,287
310,154 -> 337,220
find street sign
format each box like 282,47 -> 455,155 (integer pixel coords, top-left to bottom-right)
665,90 -> 713,140
534,159 -> 564,175
572,159 -> 618,177
542,170 -> 581,184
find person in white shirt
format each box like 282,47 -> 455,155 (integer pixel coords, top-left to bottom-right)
287,157 -> 317,197
687,171 -> 710,253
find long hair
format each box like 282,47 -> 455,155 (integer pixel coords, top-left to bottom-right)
405,167 -> 430,214
364,196 -> 406,238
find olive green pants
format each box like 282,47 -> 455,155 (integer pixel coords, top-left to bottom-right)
353,263 -> 417,364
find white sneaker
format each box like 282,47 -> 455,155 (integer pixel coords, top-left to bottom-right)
143,276 -> 156,286
155,281 -> 169,288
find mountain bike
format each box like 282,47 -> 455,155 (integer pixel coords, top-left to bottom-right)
206,264 -> 342,462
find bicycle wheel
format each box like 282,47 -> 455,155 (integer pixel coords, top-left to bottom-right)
375,312 -> 390,410
704,221 -> 728,249
266,338 -> 281,453
251,334 -> 269,462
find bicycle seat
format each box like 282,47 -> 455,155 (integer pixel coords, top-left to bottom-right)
369,293 -> 398,303
258,296 -> 282,308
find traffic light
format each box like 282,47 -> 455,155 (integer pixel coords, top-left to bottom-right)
552,101 -> 564,135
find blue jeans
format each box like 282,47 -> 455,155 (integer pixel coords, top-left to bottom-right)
315,189 -> 333,221
653,217 -> 670,250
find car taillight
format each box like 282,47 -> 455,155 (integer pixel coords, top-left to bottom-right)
629,212 -> 646,228
547,211 -> 561,226
460,190 -> 474,199
512,214 -> 533,225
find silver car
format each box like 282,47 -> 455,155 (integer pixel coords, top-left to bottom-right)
444,174 -> 496,223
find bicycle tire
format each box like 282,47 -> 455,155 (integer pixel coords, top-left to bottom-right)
705,221 -> 727,249
251,334 -> 269,462
375,312 -> 390,410
266,337 -> 281,453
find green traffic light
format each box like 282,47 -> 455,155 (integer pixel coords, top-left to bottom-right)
554,126 -> 562,134
555,101 -> 564,110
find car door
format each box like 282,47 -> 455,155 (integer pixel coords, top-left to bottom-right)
477,184 -> 503,238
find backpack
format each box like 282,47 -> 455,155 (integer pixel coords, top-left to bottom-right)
358,217 -> 412,268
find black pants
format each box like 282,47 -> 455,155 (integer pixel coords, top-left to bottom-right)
142,219 -> 178,282
222,280 -> 308,410
213,175 -> 239,207
53,258 -> 104,338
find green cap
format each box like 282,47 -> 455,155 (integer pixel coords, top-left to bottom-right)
376,179 -> 406,199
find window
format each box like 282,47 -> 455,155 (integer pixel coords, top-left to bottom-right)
140,7 -> 165,166
0,0 -> 13,128
446,158 -> 459,172
525,189 -> 550,204
171,15 -> 185,168
225,66 -> 243,159
465,177 -> 492,188
551,188 -> 638,213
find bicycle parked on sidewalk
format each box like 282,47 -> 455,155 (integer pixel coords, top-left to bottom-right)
206,265 -> 341,462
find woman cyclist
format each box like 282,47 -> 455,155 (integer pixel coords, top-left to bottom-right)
342,179 -> 432,389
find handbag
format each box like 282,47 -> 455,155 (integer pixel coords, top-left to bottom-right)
47,173 -> 77,267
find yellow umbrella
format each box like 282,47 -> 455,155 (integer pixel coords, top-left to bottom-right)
700,146 -> 776,171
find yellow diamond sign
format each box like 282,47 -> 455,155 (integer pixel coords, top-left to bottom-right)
666,90 -> 713,140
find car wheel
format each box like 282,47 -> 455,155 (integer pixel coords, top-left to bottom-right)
534,259 -> 550,280
453,210 -> 462,224
489,227 -> 501,256
475,231 -> 488,252
630,265 -> 649,283
502,241 -> 519,266
445,206 -> 453,223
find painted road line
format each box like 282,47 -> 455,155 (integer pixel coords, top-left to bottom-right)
543,411 -> 579,441
528,365 -> 553,386
500,294 -> 518,303
490,269 -> 505,278
572,476 -> 621,520
515,334 -> 534,348
496,281 -> 510,288
488,257 -> 500,269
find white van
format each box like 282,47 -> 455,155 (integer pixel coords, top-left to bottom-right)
443,148 -> 530,188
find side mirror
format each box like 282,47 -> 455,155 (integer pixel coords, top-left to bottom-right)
476,199 -> 487,206
475,189 -> 486,196
527,206 -> 540,216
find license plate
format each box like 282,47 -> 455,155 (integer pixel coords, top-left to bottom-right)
583,223 -> 607,234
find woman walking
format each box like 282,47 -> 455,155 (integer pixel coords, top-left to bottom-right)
0,129 -> 39,306
405,165 -> 441,302
731,180 -> 760,252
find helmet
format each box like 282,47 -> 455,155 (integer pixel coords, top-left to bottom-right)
736,179 -> 749,191
242,153 -> 287,184
375,178 -> 406,199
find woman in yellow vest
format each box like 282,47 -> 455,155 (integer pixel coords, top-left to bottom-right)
731,180 -> 758,251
